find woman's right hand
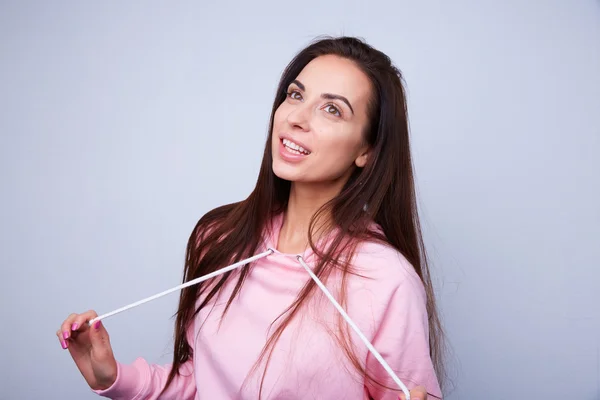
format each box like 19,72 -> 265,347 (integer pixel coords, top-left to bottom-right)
57,310 -> 118,391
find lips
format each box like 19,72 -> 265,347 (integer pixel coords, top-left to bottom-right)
277,137 -> 310,162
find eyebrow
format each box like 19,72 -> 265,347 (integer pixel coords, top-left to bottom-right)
291,79 -> 354,115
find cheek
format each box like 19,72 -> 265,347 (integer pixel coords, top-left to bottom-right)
311,128 -> 362,173
316,125 -> 362,158
273,103 -> 287,127
271,107 -> 285,144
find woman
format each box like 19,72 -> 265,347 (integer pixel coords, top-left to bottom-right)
57,36 -> 445,400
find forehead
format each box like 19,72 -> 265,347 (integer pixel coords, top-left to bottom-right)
294,55 -> 372,106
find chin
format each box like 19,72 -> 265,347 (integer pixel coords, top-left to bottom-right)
272,161 -> 299,182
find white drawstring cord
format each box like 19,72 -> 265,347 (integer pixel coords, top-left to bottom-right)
295,254 -> 411,400
84,247 -> 411,398
88,249 -> 274,326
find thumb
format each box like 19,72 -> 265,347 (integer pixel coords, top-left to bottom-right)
87,319 -> 118,388
399,386 -> 428,400
88,320 -> 110,351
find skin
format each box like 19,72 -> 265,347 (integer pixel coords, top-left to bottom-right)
56,311 -> 117,390
401,386 -> 428,400
272,54 -> 372,254
57,55 -> 432,399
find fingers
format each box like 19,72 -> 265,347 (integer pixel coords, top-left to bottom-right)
56,328 -> 68,349
58,313 -> 78,348
71,310 -> 98,335
399,386 -> 427,400
57,310 -> 98,349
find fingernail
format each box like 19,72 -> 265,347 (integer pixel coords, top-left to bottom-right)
62,331 -> 69,339
61,340 -> 67,349
94,321 -> 101,329
72,323 -> 79,330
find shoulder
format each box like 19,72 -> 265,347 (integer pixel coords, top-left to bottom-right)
340,236 -> 429,334
349,239 -> 426,304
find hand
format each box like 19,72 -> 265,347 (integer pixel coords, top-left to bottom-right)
56,310 -> 118,391
399,385 -> 428,400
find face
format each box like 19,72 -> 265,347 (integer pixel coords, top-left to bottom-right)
271,55 -> 372,187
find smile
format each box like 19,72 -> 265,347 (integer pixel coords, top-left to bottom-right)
282,138 -> 311,155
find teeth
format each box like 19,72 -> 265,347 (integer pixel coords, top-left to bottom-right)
283,138 -> 310,155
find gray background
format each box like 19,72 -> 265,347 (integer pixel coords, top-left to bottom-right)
1,1 -> 599,399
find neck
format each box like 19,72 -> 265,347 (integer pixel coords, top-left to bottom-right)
277,180 -> 344,254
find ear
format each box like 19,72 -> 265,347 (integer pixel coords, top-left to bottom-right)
354,147 -> 370,168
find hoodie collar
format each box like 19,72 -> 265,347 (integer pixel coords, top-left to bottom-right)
261,212 -> 328,265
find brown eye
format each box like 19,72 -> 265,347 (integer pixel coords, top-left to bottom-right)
324,104 -> 341,117
287,90 -> 302,100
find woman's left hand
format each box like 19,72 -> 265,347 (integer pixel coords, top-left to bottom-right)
399,385 -> 428,400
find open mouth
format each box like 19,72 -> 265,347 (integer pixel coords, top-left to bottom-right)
282,138 -> 311,155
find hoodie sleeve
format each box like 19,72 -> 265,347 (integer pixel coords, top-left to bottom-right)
93,323 -> 197,400
351,243 -> 443,400
364,281 -> 443,400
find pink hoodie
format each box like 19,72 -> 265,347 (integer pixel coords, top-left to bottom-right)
94,214 -> 442,399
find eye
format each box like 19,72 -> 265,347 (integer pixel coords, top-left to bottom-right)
286,90 -> 303,101
323,104 -> 341,117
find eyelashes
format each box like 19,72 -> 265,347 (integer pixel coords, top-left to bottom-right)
284,89 -> 342,118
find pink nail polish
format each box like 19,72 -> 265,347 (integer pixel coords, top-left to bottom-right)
61,340 -> 67,349
71,323 -> 79,330
62,331 -> 69,339
94,321 -> 101,329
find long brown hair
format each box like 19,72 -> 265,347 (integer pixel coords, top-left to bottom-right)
162,35 -> 446,397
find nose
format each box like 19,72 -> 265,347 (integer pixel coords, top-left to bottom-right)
285,102 -> 311,132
